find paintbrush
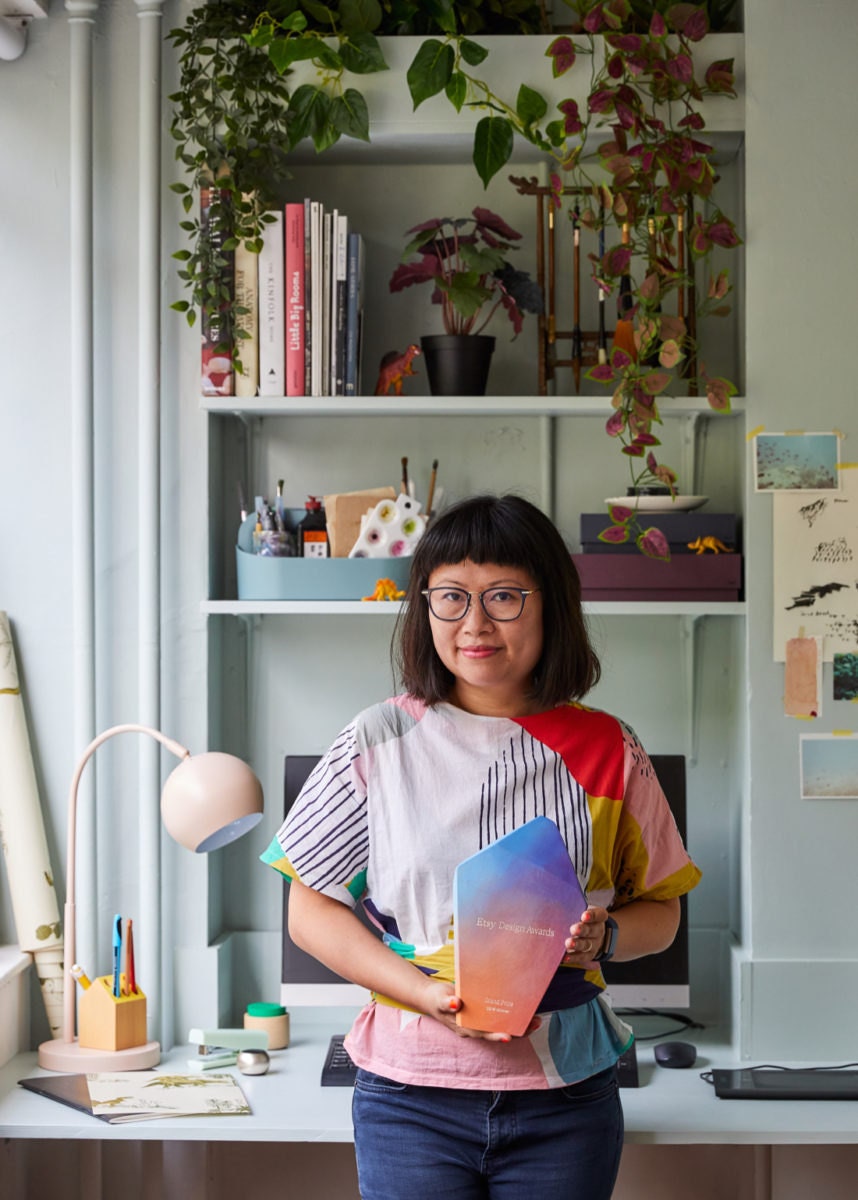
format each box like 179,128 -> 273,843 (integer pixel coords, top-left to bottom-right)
597,200 -> 608,364
612,222 -> 637,361
571,203 -> 582,391
426,459 -> 438,519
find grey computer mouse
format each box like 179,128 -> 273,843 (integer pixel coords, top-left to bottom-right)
653,1040 -> 697,1069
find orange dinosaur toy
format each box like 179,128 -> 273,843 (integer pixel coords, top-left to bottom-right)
375,344 -> 421,396
687,536 -> 734,555
362,578 -> 407,602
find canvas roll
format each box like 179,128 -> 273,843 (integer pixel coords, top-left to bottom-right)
0,612 -> 64,1036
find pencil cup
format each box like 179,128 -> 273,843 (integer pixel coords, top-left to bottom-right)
244,1002 -> 289,1050
78,974 -> 147,1052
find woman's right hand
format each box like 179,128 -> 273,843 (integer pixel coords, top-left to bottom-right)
418,978 -> 540,1042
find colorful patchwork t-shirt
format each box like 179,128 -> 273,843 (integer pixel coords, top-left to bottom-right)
261,696 -> 701,1090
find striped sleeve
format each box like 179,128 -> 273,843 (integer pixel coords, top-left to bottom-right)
259,724 -> 369,907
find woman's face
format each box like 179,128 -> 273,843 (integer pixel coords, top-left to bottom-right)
425,559 -> 544,718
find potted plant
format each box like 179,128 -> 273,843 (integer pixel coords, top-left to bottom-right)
388,207 -> 543,395
404,0 -> 741,555
166,2 -> 550,359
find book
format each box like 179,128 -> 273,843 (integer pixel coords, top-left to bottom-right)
285,202 -> 306,397
453,817 -> 588,1036
258,211 -> 285,396
332,213 -> 349,396
200,186 -> 235,397
322,208 -> 333,396
303,197 -> 313,396
18,1071 -> 250,1124
310,200 -> 323,397
234,236 -> 259,398
344,231 -> 365,397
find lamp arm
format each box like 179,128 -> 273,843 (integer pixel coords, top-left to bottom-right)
61,723 -> 190,1045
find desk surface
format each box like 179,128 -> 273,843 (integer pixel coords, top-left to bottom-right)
3,1010 -> 858,1145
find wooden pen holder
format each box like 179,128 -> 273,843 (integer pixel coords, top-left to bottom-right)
78,974 -> 147,1052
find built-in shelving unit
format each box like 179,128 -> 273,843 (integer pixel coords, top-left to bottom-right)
203,599 -> 746,617
202,396 -> 745,420
200,28 -> 747,1039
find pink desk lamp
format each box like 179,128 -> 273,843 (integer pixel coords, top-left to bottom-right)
38,723 -> 263,1072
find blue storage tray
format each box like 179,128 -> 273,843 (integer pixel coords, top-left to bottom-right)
235,512 -> 413,601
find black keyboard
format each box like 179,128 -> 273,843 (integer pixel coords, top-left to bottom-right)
616,1042 -> 640,1088
321,1033 -> 358,1087
320,1032 -> 640,1088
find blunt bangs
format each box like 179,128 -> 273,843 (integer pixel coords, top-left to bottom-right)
394,494 -> 601,708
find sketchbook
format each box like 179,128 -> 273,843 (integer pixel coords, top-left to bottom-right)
453,817 -> 588,1036
18,1070 -> 250,1123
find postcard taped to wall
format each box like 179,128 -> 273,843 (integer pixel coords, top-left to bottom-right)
773,468 -> 858,661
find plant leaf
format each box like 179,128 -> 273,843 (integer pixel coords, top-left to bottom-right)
339,31 -> 388,75
517,83 -> 548,128
599,524 -> 630,544
445,71 -> 467,112
473,116 -> 514,188
546,35 -> 576,76
287,84 -> 333,149
330,88 -> 371,141
638,527 -> 671,560
640,370 -> 671,395
407,39 -> 455,109
459,38 -> 488,67
338,0 -> 383,34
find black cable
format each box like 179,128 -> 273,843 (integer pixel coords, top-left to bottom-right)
615,1008 -> 706,1042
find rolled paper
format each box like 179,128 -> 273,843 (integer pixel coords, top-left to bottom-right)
0,612 -> 64,1036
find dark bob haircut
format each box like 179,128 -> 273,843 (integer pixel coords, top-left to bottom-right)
395,493 -> 601,709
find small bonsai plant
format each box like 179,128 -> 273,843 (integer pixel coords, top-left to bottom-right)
388,207 -> 543,337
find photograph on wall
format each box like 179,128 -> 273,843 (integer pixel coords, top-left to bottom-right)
754,432 -> 840,492
833,653 -> 858,702
772,469 -> 858,661
800,733 -> 858,799
784,635 -> 822,718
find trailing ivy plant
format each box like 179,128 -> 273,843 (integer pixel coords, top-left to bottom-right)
404,0 -> 742,558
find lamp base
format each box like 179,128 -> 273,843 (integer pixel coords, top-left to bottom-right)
38,1037 -> 160,1073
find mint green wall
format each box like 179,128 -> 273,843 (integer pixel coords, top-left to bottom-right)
1,0 -> 855,1058
740,0 -> 858,1055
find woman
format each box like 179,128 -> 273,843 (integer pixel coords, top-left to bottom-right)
262,494 -> 700,1199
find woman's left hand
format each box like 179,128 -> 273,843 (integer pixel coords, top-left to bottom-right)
563,905 -> 610,966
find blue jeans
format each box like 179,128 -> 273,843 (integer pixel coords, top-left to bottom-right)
352,1066 -> 623,1200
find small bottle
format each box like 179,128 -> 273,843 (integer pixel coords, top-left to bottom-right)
298,496 -> 329,558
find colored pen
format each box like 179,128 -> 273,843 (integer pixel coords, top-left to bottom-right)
112,913 -> 122,998
70,963 -> 91,990
125,918 -> 136,996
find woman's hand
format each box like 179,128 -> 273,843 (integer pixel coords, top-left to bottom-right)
563,897 -> 681,965
563,905 -> 610,966
418,978 -> 540,1042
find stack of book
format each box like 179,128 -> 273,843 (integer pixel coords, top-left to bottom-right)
201,187 -> 366,400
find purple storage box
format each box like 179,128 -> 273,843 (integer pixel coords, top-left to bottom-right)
572,553 -> 743,601
580,512 -> 741,555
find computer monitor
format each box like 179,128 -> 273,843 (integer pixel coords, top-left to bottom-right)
280,753 -> 690,1010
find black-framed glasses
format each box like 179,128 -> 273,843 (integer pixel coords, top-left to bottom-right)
421,586 -> 540,622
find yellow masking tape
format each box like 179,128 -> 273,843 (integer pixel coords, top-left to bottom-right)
746,425 -> 765,441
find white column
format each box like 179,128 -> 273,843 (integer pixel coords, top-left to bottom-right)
135,0 -> 166,1045
66,0 -> 100,995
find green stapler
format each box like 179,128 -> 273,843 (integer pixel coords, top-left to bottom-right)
187,1026 -> 270,1071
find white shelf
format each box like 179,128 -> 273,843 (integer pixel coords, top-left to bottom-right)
202,599 -> 746,618
203,395 -> 746,419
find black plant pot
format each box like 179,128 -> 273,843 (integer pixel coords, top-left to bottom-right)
421,334 -> 496,397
